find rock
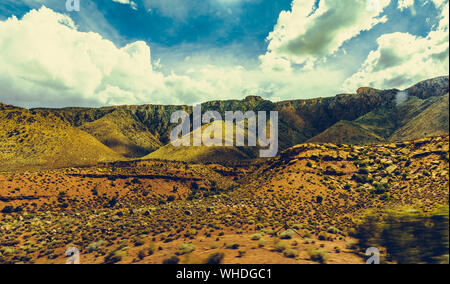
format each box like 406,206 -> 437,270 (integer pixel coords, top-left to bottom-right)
111,215 -> 120,222
386,165 -> 398,174
324,166 -> 345,176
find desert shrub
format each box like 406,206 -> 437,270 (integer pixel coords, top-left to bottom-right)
373,182 -> 389,194
87,240 -> 105,253
354,206 -> 449,264
204,252 -> 225,264
283,249 -> 299,258
274,241 -> 290,252
358,167 -> 369,174
280,229 -> 296,239
131,178 -> 142,184
315,195 -> 323,204
146,243 -> 156,256
318,231 -> 329,241
133,238 -> 145,247
251,232 -> 264,241
190,182 -> 199,190
352,173 -> 373,184
307,248 -> 329,264
137,249 -> 147,260
327,226 -> 339,234
176,243 -> 196,255
258,239 -> 267,248
163,256 -> 180,264
1,206 -> 14,214
225,243 -> 240,250
104,197 -> 117,208
104,249 -> 127,264
184,229 -> 197,238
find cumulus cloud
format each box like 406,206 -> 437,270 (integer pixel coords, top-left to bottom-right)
0,7 -> 235,107
260,0 -> 390,71
112,0 -> 138,10
0,2 -> 447,108
0,6 -> 351,108
398,0 -> 415,10
343,1 -> 449,91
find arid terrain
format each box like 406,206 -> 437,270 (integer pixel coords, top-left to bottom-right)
0,135 -> 448,264
0,77 -> 449,264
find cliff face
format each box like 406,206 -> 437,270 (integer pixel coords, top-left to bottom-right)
406,76 -> 449,99
17,76 -> 448,160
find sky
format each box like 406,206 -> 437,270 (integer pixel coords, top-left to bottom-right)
0,0 -> 448,108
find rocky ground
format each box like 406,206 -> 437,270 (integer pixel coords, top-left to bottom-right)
0,136 -> 448,264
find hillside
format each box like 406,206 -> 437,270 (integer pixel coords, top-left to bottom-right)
306,120 -> 385,145
307,77 -> 449,145
33,77 -> 449,156
0,104 -> 123,171
144,121 -> 258,163
0,135 -> 447,264
390,94 -> 450,141
79,109 -> 162,158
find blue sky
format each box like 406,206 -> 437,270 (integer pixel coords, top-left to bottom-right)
0,0 -> 448,107
0,0 -> 294,69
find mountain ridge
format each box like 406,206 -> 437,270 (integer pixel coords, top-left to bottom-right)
1,76 -> 448,168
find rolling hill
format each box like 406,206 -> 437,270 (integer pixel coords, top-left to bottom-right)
0,104 -> 123,171
306,120 -> 385,145
79,109 -> 162,158
144,121 -> 259,163
0,75 -> 445,167
390,93 -> 449,141
307,77 -> 449,145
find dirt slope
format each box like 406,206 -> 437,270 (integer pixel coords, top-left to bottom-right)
0,104 -> 123,171
390,94 -> 449,141
79,109 -> 162,158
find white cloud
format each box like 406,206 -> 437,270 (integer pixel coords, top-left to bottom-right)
1,2 -> 447,109
398,0 -> 415,10
112,0 -> 138,10
260,0 -> 390,71
0,6 -> 351,108
343,1 -> 449,91
0,7 -> 209,107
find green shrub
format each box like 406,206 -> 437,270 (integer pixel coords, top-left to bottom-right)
204,252 -> 225,264
104,249 -> 127,264
274,241 -> 290,252
225,243 -> 240,250
307,248 -> 329,264
87,240 -> 105,253
176,243 -> 196,255
283,249 -> 299,258
1,206 -> 14,214
258,239 -> 267,248
251,233 -> 264,241
163,256 -> 180,264
280,229 -> 296,240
